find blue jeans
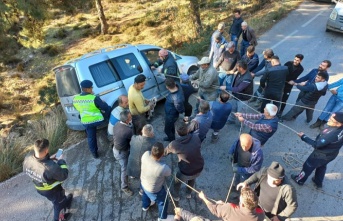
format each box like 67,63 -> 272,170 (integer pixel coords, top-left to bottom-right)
218,72 -> 233,87
231,34 -> 238,47
113,149 -> 129,189
318,95 -> 343,121
84,120 -> 104,155
240,39 -> 250,57
141,185 -> 168,219
37,185 -> 68,221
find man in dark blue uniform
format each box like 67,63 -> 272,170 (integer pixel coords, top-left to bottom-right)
291,112 -> 343,188
23,139 -> 73,221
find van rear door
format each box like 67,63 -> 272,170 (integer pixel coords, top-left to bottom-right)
53,65 -> 84,130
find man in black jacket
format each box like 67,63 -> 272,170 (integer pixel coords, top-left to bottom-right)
260,56 -> 288,113
112,110 -> 134,196
291,112 -> 343,188
23,139 -> 73,221
179,74 -> 197,117
224,60 -> 254,124
229,9 -> 244,47
164,78 -> 185,141
279,54 -> 304,116
165,121 -> 204,201
153,49 -> 179,79
281,71 -> 328,123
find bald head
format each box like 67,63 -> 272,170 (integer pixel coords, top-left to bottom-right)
239,133 -> 253,151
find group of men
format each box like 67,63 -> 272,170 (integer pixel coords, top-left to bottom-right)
22,8 -> 343,221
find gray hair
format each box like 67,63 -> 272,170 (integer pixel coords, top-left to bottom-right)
241,21 -> 248,26
119,110 -> 131,122
142,124 -> 154,137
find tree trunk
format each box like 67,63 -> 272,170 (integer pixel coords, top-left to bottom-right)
95,0 -> 108,35
189,0 -> 202,36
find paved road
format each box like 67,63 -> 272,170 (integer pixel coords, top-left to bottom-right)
1,1 -> 343,220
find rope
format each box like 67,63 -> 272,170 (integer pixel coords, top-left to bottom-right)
161,176 -> 175,218
174,176 -> 217,203
224,173 -> 236,203
165,177 -> 176,208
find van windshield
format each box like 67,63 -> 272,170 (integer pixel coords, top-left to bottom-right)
54,66 -> 81,97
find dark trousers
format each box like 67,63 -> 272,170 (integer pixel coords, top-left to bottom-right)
260,92 -> 282,113
173,170 -> 200,198
132,114 -> 147,135
295,152 -> 336,185
37,185 -> 68,221
84,120 -> 104,155
282,100 -> 314,122
184,102 -> 193,117
164,115 -> 178,141
279,87 -> 292,115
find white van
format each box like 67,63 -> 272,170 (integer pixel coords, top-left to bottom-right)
53,44 -> 199,130
326,0 -> 343,33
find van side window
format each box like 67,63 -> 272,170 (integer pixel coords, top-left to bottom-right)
111,53 -> 141,80
141,50 -> 159,66
89,61 -> 119,87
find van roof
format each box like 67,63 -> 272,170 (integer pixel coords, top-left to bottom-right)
64,44 -> 162,65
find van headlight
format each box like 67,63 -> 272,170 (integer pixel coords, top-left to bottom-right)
330,9 -> 338,21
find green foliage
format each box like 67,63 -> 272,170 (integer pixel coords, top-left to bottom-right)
41,45 -> 61,57
0,138 -> 27,182
37,81 -> 59,105
53,28 -> 68,39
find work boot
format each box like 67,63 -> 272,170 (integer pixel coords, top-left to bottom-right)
310,119 -> 323,129
311,177 -> 322,188
319,121 -> 327,130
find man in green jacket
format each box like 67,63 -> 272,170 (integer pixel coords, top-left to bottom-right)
237,161 -> 298,221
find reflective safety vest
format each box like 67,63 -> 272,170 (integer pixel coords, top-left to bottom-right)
73,94 -> 104,124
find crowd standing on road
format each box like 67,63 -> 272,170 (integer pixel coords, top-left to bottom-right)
23,7 -> 343,221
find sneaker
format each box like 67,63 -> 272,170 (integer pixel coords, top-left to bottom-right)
122,187 -> 134,196
291,174 -> 303,186
139,189 -> 144,196
65,194 -> 73,209
142,201 -> 155,211
311,177 -> 322,188
186,193 -> 192,199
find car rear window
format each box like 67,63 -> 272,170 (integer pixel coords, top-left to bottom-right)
110,53 -> 141,80
54,66 -> 81,97
89,61 -> 119,87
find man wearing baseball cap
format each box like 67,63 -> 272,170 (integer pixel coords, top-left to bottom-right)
292,112 -> 343,188
237,161 -> 298,221
190,57 -> 219,115
73,80 -> 111,158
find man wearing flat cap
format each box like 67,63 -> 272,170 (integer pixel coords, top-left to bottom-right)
237,161 -> 298,221
73,80 -> 111,158
190,57 -> 219,115
128,74 -> 154,135
292,112 -> 343,188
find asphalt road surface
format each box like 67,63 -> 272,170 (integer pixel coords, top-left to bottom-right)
1,1 -> 343,220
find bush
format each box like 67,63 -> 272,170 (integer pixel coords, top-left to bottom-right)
0,137 -> 28,182
53,28 -> 68,39
37,81 -> 59,105
41,45 -> 61,57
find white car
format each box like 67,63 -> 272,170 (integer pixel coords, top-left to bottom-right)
326,0 -> 343,33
